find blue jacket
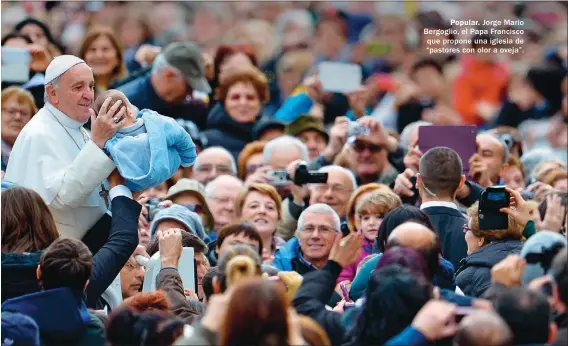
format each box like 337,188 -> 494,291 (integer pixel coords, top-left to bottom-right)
105,109 -> 197,192
273,237 -> 301,272
2,288 -> 106,346
350,252 -> 457,301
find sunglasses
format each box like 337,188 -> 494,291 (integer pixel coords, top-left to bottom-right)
180,203 -> 204,214
229,93 -> 258,101
352,141 -> 383,153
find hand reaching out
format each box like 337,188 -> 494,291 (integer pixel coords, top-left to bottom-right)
499,187 -> 531,227
329,233 -> 363,268
158,228 -> 183,269
491,254 -> 526,287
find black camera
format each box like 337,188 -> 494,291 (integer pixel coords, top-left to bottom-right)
479,186 -> 510,230
268,163 -> 328,187
145,197 -> 163,222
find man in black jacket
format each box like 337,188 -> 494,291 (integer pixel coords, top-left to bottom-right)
413,147 -> 469,269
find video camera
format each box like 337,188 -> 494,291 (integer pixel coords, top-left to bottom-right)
268,162 -> 328,187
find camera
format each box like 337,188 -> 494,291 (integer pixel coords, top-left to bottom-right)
145,197 -> 163,222
268,162 -> 328,187
478,186 -> 510,230
347,122 -> 370,138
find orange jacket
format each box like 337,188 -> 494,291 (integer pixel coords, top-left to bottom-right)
453,56 -> 509,125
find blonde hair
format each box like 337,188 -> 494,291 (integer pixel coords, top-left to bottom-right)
216,65 -> 269,104
356,190 -> 402,217
467,202 -> 523,242
1,86 -> 37,115
276,50 -> 314,77
235,184 -> 283,221
226,255 -> 262,287
346,184 -> 394,232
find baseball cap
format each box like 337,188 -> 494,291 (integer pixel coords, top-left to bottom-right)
162,42 -> 211,94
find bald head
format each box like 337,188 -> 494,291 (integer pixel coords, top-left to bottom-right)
454,310 -> 513,346
387,222 -> 436,250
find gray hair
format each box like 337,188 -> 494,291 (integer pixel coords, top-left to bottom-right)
521,148 -> 557,179
317,165 -> 358,191
400,121 -> 432,149
263,135 -> 309,165
274,9 -> 314,45
204,175 -> 244,198
43,76 -> 61,104
152,53 -> 184,79
297,203 -> 341,234
194,147 -> 237,174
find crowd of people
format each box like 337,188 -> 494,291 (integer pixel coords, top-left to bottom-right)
1,1 -> 568,345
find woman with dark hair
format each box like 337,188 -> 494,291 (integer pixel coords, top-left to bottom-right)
106,307 -> 185,346
346,266 -> 433,346
14,18 -> 62,57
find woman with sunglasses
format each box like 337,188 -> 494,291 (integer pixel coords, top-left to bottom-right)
202,65 -> 270,160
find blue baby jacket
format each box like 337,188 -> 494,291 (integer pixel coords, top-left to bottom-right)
104,109 -> 196,191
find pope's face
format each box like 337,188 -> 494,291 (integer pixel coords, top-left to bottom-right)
50,63 -> 95,123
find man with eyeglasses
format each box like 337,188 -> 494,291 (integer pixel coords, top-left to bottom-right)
204,175 -> 244,238
192,146 -> 237,185
274,204 -> 341,276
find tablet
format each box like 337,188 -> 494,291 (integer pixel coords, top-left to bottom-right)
318,62 -> 362,94
418,125 -> 477,175
142,247 -> 197,293
1,47 -> 31,83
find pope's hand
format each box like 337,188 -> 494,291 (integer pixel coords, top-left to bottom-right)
90,97 -> 127,149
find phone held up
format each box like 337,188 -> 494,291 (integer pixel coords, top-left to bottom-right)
479,186 -> 510,230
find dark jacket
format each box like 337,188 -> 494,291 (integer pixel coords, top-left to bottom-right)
157,267 -> 202,324
455,239 -> 523,297
1,196 -> 140,309
201,104 -> 256,160
117,74 -> 209,129
2,288 -> 106,346
423,206 -> 469,270
292,260 -> 346,346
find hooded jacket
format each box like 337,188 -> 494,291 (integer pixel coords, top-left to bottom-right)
1,252 -> 43,303
104,109 -> 197,192
201,103 -> 256,160
1,288 -> 106,346
456,239 -> 523,297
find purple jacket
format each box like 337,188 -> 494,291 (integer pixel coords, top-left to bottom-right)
337,238 -> 374,283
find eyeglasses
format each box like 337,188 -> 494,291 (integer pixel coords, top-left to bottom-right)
196,164 -> 233,174
462,224 -> 472,233
209,196 -> 234,205
180,203 -> 204,214
311,184 -> 352,194
352,140 -> 383,153
2,107 -> 32,118
300,225 -> 337,235
228,93 -> 258,102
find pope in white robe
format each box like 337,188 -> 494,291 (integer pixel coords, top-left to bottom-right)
5,55 -> 127,239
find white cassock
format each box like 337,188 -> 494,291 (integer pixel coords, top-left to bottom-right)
5,102 -> 116,239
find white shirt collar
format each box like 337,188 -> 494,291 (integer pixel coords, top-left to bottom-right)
420,201 -> 459,210
45,102 -> 84,129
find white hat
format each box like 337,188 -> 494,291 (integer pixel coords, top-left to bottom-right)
44,55 -> 86,85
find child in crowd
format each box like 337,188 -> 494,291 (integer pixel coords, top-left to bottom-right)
336,191 -> 402,288
92,90 -> 196,192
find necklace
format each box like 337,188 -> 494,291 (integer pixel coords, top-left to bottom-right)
47,108 -> 110,208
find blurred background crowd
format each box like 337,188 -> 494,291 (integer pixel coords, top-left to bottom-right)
1,1 -> 568,346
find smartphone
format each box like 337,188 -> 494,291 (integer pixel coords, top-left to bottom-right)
400,175 -> 420,206
479,186 -> 510,230
418,125 -> 477,175
268,170 -> 289,187
1,47 -> 31,83
340,222 -> 351,237
318,62 -> 362,94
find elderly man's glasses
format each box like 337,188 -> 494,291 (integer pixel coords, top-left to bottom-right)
301,225 -> 336,235
352,140 -> 383,153
196,164 -> 232,174
311,183 -> 351,194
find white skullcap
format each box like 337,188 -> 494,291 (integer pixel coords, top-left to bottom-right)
44,55 -> 86,85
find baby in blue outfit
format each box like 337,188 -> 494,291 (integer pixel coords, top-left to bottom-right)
93,90 -> 196,192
